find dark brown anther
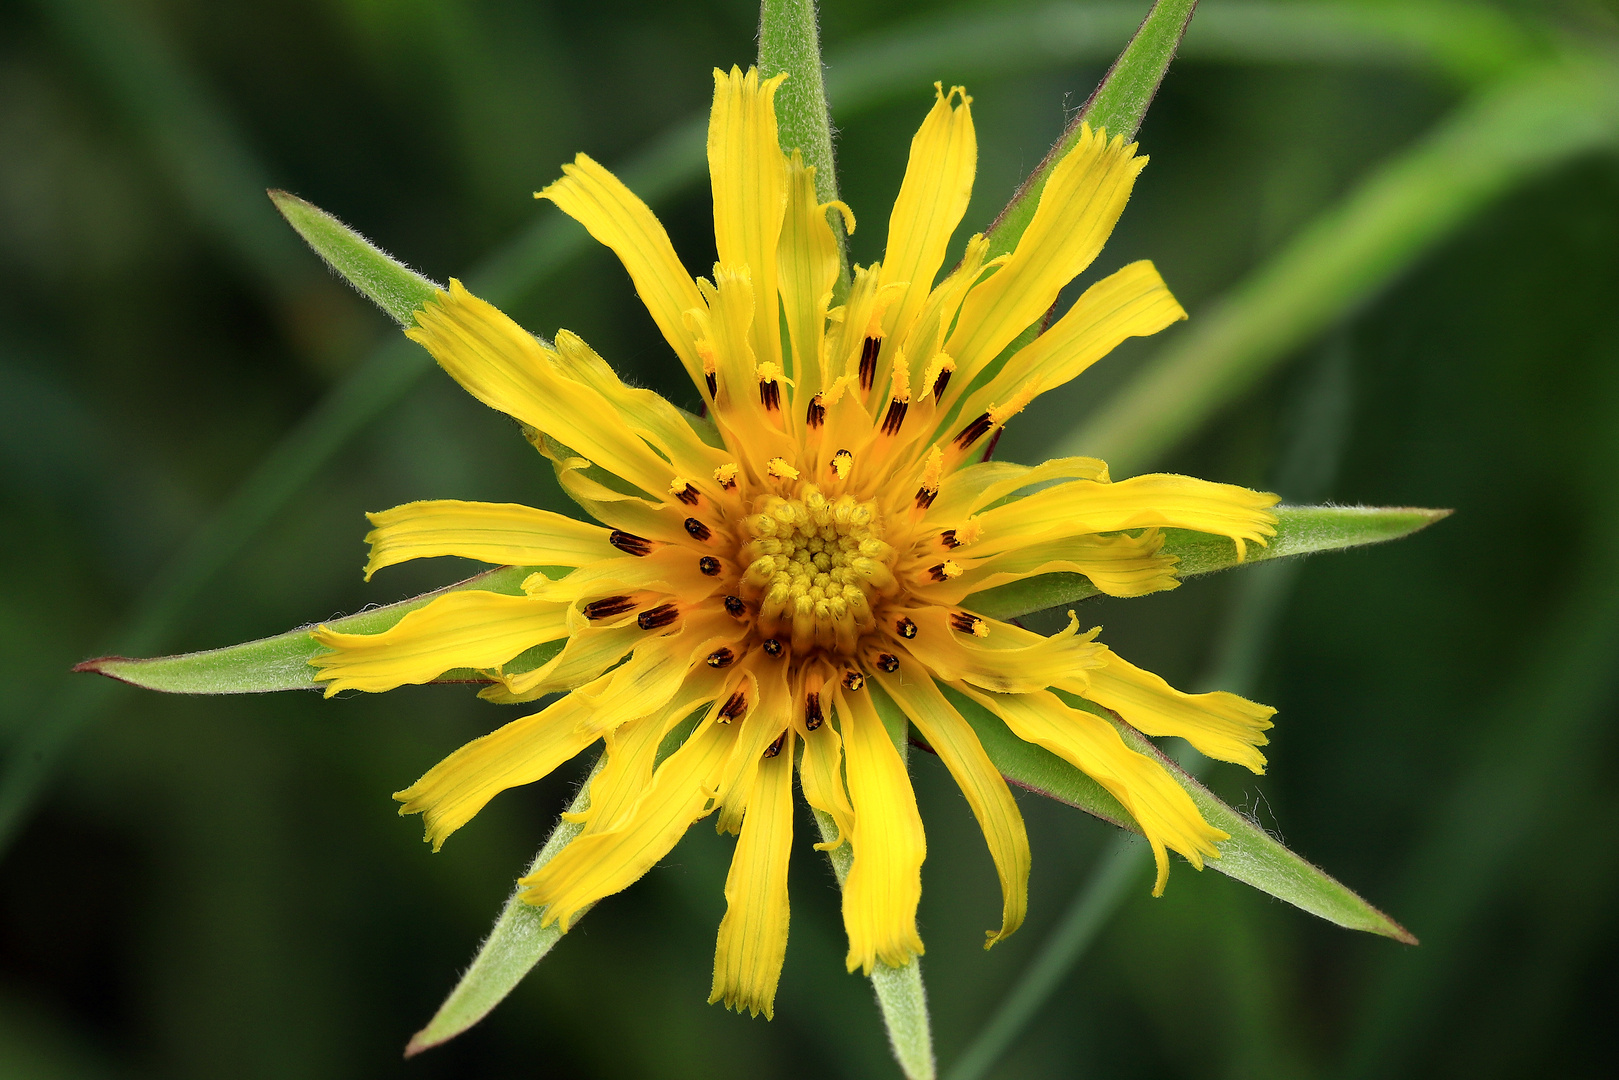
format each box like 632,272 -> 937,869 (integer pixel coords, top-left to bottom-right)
981,426 -> 1004,462
950,611 -> 985,635
718,691 -> 748,722
859,336 -> 881,391
896,616 -> 918,639
637,603 -> 679,630
804,693 -> 824,730
762,638 -> 783,658
931,367 -> 952,402
673,483 -> 700,506
609,530 -> 654,556
881,398 -> 909,436
699,556 -> 721,576
762,732 -> 787,759
953,412 -> 994,449
927,563 -> 952,582
914,485 -> 939,510
704,370 -> 717,397
706,647 -> 735,669
584,595 -> 635,620
684,517 -> 712,541
759,378 -> 781,411
939,529 -> 960,549
805,394 -> 826,429
877,653 -> 900,673
723,594 -> 746,618
841,669 -> 865,691
833,449 -> 853,475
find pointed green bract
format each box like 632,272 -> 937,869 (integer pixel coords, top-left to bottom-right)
968,504 -> 1449,620
406,759 -> 601,1057
269,190 -> 441,325
948,689 -> 1414,943
985,0 -> 1199,262
75,565 -> 535,694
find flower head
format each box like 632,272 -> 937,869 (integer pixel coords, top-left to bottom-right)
310,68 -> 1280,1018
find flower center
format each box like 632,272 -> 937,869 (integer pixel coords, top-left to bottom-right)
738,484 -> 899,655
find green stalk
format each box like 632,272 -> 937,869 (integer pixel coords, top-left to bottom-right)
761,8 -> 928,1073
760,0 -> 851,292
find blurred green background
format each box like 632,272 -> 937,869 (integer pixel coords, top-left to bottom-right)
3,0 -> 1618,1077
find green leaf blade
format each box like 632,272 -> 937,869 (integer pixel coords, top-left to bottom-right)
269,189 -> 441,325
74,566 -> 536,694
406,763 -> 600,1056
967,504 -> 1449,620
952,690 -> 1412,942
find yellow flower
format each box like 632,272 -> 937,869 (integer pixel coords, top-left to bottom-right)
309,67 -> 1280,1019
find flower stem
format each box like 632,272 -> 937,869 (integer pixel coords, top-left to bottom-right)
759,0 -> 850,294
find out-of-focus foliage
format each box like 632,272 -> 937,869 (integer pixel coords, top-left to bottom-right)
2,1 -> 1617,1078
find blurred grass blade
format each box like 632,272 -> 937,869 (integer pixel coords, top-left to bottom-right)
985,0 -> 1198,260
827,1 -> 1540,108
968,504 -> 1448,620
29,0 -> 308,294
955,690 -> 1414,941
406,762 -> 601,1057
270,191 -> 441,326
1059,59 -> 1619,474
74,567 -> 533,694
1340,540 -> 1619,1078
944,834 -> 1146,1080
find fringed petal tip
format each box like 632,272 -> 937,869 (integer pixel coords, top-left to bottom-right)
707,985 -> 775,1021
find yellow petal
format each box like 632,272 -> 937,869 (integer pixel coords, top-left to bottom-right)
837,685 -> 926,974
777,150 -> 840,396
549,454 -> 691,544
537,153 -> 708,392
709,729 -> 795,1019
927,456 -> 1111,524
362,499 -> 615,580
967,473 -> 1280,561
879,85 -> 976,350
896,607 -> 1104,694
477,620 -> 641,704
944,124 -> 1146,381
406,281 -> 672,496
901,233 -> 992,379
953,260 -> 1186,425
713,660 -> 789,836
798,703 -> 855,851
395,675 -> 605,850
1069,646 -> 1275,774
520,713 -> 736,930
959,686 -> 1227,895
922,529 -> 1180,602
577,666 -> 732,834
551,331 -> 729,488
311,590 -> 567,696
395,630 -> 698,847
709,66 -> 788,371
875,664 -> 1027,948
